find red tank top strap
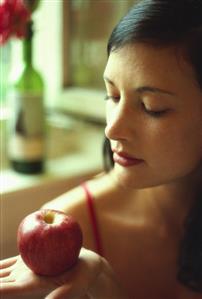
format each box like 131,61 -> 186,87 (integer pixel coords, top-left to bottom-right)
81,182 -> 104,257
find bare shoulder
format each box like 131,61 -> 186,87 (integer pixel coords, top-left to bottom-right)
42,172 -> 115,214
41,172 -> 115,250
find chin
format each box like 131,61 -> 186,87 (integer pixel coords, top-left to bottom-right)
111,163 -> 181,190
110,164 -> 152,190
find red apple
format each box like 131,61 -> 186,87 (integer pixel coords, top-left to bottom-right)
17,209 -> 83,276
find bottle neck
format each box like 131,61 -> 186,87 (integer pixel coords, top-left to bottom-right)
23,37 -> 33,67
23,21 -> 34,68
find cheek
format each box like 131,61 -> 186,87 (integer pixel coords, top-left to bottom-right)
146,120 -> 202,174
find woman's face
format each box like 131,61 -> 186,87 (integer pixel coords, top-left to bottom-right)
104,44 -> 202,189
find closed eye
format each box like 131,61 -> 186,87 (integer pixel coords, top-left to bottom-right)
104,95 -> 120,102
142,103 -> 170,117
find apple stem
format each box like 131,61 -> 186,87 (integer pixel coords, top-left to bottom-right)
44,211 -> 55,224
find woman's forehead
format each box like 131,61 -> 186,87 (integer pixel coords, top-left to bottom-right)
106,44 -> 188,73
104,44 -> 199,92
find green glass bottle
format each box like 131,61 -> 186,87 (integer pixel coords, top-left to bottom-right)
8,21 -> 45,174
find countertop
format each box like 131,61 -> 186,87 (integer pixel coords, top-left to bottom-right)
1,115 -> 105,195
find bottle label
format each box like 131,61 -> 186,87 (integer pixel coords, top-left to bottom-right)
9,92 -> 45,161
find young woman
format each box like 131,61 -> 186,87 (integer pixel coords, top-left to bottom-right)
1,0 -> 202,298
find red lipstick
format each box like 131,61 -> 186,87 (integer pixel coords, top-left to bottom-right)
113,151 -> 144,167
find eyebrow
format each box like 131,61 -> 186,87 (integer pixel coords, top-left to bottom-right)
103,76 -> 176,96
135,86 -> 175,96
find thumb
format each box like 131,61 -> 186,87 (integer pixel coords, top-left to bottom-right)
45,284 -> 91,299
45,248 -> 102,299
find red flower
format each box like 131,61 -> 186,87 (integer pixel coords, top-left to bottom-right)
0,0 -> 31,45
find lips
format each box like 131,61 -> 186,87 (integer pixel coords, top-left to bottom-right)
112,150 -> 144,167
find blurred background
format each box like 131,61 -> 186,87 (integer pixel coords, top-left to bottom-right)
1,0 -> 136,261
1,0 -> 136,171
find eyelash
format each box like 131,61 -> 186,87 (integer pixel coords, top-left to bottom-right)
141,103 -> 168,117
104,95 -> 120,102
104,95 -> 169,118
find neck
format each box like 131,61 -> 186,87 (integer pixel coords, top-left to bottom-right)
148,165 -> 202,234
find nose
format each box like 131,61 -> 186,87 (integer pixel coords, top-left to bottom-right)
105,101 -> 132,141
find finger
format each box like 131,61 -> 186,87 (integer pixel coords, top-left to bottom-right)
0,267 -> 13,278
45,282 -> 90,299
45,284 -> 72,299
0,256 -> 18,269
45,249 -> 102,299
0,276 -> 15,283
54,248 -> 102,286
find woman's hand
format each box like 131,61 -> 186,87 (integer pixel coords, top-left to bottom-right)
0,248 -> 129,299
